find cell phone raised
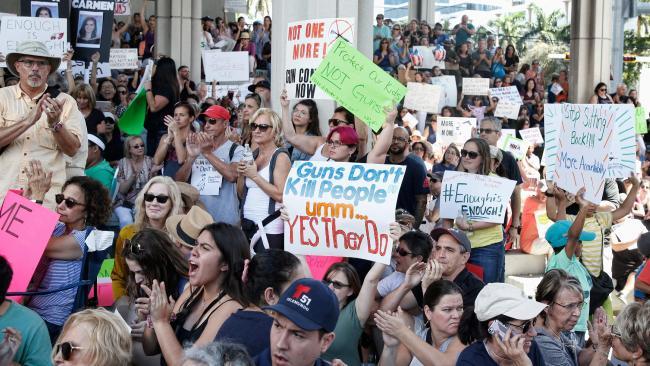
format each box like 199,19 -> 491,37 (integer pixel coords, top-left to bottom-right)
488,319 -> 509,341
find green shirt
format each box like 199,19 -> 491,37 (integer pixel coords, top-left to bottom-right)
546,249 -> 592,332
85,159 -> 115,190
322,299 -> 363,366
0,300 -> 53,366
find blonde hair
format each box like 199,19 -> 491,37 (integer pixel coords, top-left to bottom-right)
614,302 -> 650,359
133,176 -> 183,231
250,108 -> 284,147
123,135 -> 144,158
53,308 -> 131,366
70,83 -> 97,109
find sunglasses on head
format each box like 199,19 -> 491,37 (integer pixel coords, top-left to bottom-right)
126,238 -> 143,254
143,193 -> 170,204
322,279 -> 351,290
250,123 -> 271,132
328,118 -> 350,127
396,247 -> 414,256
55,194 -> 86,208
460,149 -> 479,159
55,342 -> 85,361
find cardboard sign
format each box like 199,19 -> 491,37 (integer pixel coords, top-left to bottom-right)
225,0 -> 248,12
489,86 -> 522,104
636,106 -> 648,134
70,0 -> 116,63
403,82 -> 442,114
494,101 -> 521,120
306,255 -> 342,281
402,112 -> 418,129
498,129 -> 516,148
0,16 -> 67,67
502,135 -> 528,160
109,48 -> 138,69
430,75 -> 457,110
285,18 -> 355,100
519,127 -> 544,145
21,0 -> 70,18
439,171 -> 516,223
191,156 -> 223,195
283,161 -> 405,264
412,46 -> 445,69
462,77 -> 489,96
437,117 -> 476,147
311,38 -> 406,132
202,50 -> 249,82
545,104 -> 636,180
0,192 -> 59,300
114,0 -> 131,16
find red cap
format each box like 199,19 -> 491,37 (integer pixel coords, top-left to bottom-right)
202,105 -> 231,121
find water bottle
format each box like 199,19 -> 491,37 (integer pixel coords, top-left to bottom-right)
242,144 -> 254,165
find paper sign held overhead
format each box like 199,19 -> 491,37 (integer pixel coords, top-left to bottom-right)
202,50 -> 250,82
109,48 -> 138,69
0,16 -> 67,68
502,135 -> 528,160
462,78 -> 489,96
519,127 -> 544,145
635,106 -> 647,134
494,101 -> 521,120
403,82 -> 442,114
437,117 -> 476,147
430,75 -> 457,110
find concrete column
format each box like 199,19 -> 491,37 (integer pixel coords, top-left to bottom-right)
357,0 -> 374,59
408,0 -> 420,21
610,0 -> 624,88
191,0 -> 203,85
156,0 -> 171,58
568,0 -> 612,103
421,0 -> 435,25
169,0 -> 182,60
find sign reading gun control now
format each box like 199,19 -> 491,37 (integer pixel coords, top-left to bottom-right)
311,38 -> 406,132
283,161 -> 405,265
440,171 -> 516,224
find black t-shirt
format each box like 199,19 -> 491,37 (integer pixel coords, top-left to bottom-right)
412,268 -> 485,308
103,129 -> 124,163
505,55 -> 519,68
457,339 -> 546,365
499,149 -> 523,185
385,154 -> 429,216
85,108 -> 105,136
145,84 -> 178,133
179,80 -> 197,101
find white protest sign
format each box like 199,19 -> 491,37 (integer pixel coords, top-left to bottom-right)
285,18 -> 355,100
502,135 -> 528,160
440,171 -> 516,223
430,75 -> 457,109
403,82 -> 442,114
544,104 -> 636,180
498,129 -> 516,148
191,156 -> 223,195
109,48 -> 138,69
402,112 -> 419,129
225,0 -> 248,12
413,46 -> 445,69
283,161 -> 405,264
0,16 -> 67,68
202,50 -> 249,82
494,101 -> 521,120
83,62 -> 111,83
437,117 -> 476,147
489,86 -> 522,103
462,77 -> 489,96
519,127 -> 544,145
550,83 -> 563,96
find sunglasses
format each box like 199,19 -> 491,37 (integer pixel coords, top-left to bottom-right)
126,238 -> 143,254
143,193 -> 170,204
118,90 -> 128,95
460,149 -> 479,159
55,342 -> 85,361
323,279 -> 351,290
395,247 -> 414,256
430,178 -> 440,183
250,123 -> 271,132
206,118 -> 223,125
479,128 -> 497,134
131,144 -> 145,149
328,118 -> 350,127
507,319 -> 535,334
55,194 -> 86,208
599,88 -> 607,92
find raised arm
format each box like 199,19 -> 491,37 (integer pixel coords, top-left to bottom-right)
566,188 -> 589,258
279,89 -> 324,155
379,262 -> 425,312
62,48 -> 76,93
612,174 -> 640,221
355,262 -> 387,325
367,107 -> 396,164
89,52 -> 100,94
355,116 -> 369,158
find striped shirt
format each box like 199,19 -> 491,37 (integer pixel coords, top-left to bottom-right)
566,212 -> 612,277
28,222 -> 89,326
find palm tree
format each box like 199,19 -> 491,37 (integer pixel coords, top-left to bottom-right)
488,11 -> 526,52
247,0 -> 270,19
520,4 -> 570,46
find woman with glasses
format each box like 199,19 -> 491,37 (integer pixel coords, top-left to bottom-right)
115,85 -> 129,117
611,302 -> 650,365
52,308 -> 131,365
432,144 -> 460,173
70,83 -> 106,136
153,102 -> 195,178
96,78 -> 121,112
23,165 -> 111,342
589,82 -> 614,104
111,176 -> 183,300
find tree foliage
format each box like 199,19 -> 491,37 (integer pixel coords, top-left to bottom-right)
623,27 -> 650,88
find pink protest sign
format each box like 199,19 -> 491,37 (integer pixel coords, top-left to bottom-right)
306,255 -> 342,281
0,191 -> 59,300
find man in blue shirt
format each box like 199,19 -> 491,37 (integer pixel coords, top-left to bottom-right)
373,14 -> 391,51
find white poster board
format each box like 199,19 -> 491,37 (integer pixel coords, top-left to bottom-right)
0,16 -> 67,68
462,77 -> 489,96
202,50 -> 249,82
502,135 -> 528,160
430,75 -> 457,110
191,156 -> 223,195
437,117 -> 476,147
413,46 -> 445,69
519,127 -> 544,145
489,86 -> 522,103
403,82 -> 442,114
109,48 -> 138,69
498,129 -> 516,148
494,102 -> 521,120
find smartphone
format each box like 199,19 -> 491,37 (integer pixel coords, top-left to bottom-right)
488,319 -> 509,341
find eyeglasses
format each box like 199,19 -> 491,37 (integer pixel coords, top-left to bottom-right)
143,193 -> 170,204
55,194 -> 86,208
553,301 -> 585,312
328,119 -> 350,127
18,59 -> 50,68
395,247 -> 414,256
479,128 -> 497,134
460,149 -> 479,159
206,118 -> 223,125
55,342 -> 85,361
323,279 -> 351,290
250,123 -> 271,132
507,319 -> 535,334
599,88 -> 607,92
131,144 -> 144,149
642,185 -> 650,189
392,136 -> 408,142
326,140 -> 345,148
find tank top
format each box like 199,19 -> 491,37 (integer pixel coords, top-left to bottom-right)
243,150 -> 283,234
597,95 -> 612,104
409,328 -> 455,366
309,144 -> 329,162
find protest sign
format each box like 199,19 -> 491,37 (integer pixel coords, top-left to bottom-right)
437,117 -> 476,147
550,82 -> 564,96
285,18 -> 355,100
462,78 -> 489,96
489,86 -> 522,103
545,104 -> 636,180
114,0 -> 131,16
402,112 -> 419,130
412,46 -> 445,69
430,75 -> 457,109
191,156 -> 223,195
498,129 -> 516,148
494,101 -> 521,120
439,171 -> 516,223
636,106 -> 648,134
502,135 -> 528,160
283,161 -> 405,265
305,256 -> 342,283
202,50 -> 249,82
109,48 -> 138,69
0,191 -> 59,301
403,82 -> 442,114
0,16 -> 67,67
311,38 -> 406,132
70,0 -> 116,63
21,0 -> 70,18
519,127 -> 544,145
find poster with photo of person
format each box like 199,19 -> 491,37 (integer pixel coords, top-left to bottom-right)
20,0 -> 70,19
70,0 -> 115,63
76,11 -> 103,48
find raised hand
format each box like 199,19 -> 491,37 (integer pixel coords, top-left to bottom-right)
422,258 -> 443,290
197,132 -> 215,155
494,328 -> 531,366
403,262 -> 426,290
280,89 -> 289,108
147,280 -> 175,324
25,160 -> 52,201
186,132 -> 201,158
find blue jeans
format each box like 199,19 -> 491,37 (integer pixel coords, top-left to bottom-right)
469,241 -> 505,283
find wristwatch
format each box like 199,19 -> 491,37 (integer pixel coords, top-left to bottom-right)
51,122 -> 63,132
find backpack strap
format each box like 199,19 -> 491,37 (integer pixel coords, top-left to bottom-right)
228,142 -> 239,162
267,148 -> 289,215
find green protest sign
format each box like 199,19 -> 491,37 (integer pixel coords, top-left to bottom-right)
636,106 -> 647,134
311,38 -> 406,132
97,259 -> 114,279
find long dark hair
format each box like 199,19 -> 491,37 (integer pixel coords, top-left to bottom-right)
323,262 -> 361,307
594,82 -> 607,95
245,249 -> 301,307
62,176 -> 111,227
458,138 -> 491,176
80,17 -> 98,39
443,144 -> 460,165
294,99 -> 321,136
122,228 -> 189,302
152,57 -> 180,102
97,78 -> 121,106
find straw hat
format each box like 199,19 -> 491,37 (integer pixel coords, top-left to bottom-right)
166,206 -> 214,247
6,41 -> 61,77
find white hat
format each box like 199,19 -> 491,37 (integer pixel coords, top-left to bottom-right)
103,112 -> 117,123
6,41 -> 61,77
88,134 -> 106,151
474,283 -> 547,321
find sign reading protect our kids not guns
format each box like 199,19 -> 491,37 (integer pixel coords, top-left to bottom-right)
311,38 -> 406,132
439,171 -> 516,224
285,18 -> 355,100
283,161 -> 405,265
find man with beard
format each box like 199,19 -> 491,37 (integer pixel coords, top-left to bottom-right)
178,65 -> 197,101
386,126 -> 428,229
0,41 -> 84,210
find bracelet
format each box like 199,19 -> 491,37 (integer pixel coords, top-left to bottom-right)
30,199 -> 43,205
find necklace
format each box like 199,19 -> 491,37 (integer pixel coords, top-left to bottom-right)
483,340 -> 513,366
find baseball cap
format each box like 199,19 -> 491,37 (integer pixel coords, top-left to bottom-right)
474,283 -> 547,321
638,232 -> 650,257
201,16 -> 214,22
248,80 -> 271,93
88,134 -> 105,151
545,220 -> 596,248
103,112 -> 117,124
264,278 -> 340,332
201,105 -> 230,121
430,227 -> 471,253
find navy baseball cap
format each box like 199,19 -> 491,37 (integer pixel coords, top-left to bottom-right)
264,278 -> 340,332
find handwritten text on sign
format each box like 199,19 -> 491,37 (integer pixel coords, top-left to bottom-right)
489,86 -> 522,103
283,161 -> 405,264
311,38 -> 406,132
202,50 -> 249,82
462,77 -> 489,96
0,16 -> 67,67
0,192 -> 59,301
109,48 -> 138,69
519,127 -> 544,145
430,75 -> 457,110
440,171 -> 516,223
285,18 -> 355,100
437,116 -> 476,147
403,82 -> 442,114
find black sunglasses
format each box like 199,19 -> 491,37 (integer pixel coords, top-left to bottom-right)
479,128 -> 497,134
507,319 -> 535,334
460,149 -> 479,159
55,342 -> 85,361
396,247 -> 414,256
206,118 -> 223,125
250,123 -> 271,132
323,279 -> 351,290
143,193 -> 170,204
328,118 -> 350,127
55,194 -> 86,208
430,178 -> 440,183
126,238 -> 143,254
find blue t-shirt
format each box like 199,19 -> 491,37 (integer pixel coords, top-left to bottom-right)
0,301 -> 52,366
255,348 -> 330,366
374,49 -> 393,69
216,309 -> 273,358
385,154 -> 429,216
457,340 -> 546,365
